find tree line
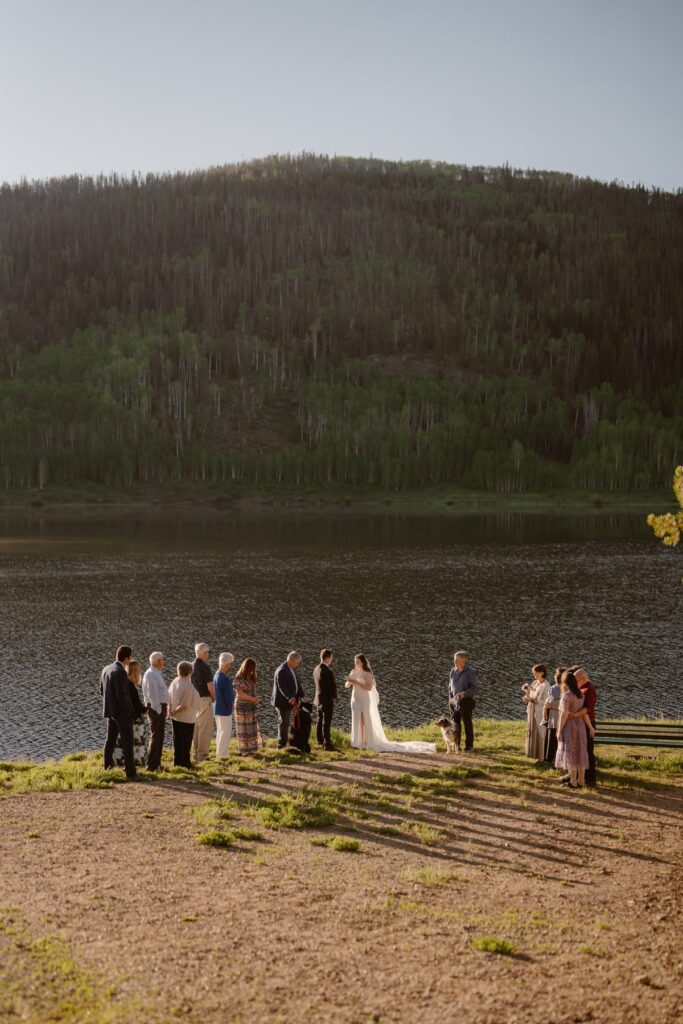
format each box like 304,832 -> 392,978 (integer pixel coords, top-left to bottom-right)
0,155 -> 681,492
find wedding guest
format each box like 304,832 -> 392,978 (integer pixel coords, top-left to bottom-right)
522,664 -> 550,760
168,661 -> 202,769
214,652 -> 236,759
191,642 -> 215,763
272,651 -> 304,750
113,659 -> 147,768
574,667 -> 598,787
142,651 -> 169,771
101,645 -> 138,780
555,670 -> 595,790
313,648 -> 337,750
448,650 -> 477,752
233,658 -> 262,755
542,667 -> 563,764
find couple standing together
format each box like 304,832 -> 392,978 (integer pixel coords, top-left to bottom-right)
271,649 -> 337,750
273,650 -> 437,755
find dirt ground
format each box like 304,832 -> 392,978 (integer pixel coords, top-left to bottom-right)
0,750 -> 681,1024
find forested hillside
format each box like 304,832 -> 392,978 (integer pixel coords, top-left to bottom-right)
0,154 -> 681,494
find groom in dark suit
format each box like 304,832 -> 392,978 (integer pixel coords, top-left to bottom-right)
272,651 -> 304,749
101,644 -> 138,779
314,648 -> 337,750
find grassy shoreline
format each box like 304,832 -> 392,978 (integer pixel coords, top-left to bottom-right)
0,483 -> 671,519
2,720 -> 680,796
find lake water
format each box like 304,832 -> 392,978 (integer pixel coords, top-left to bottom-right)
0,510 -> 681,761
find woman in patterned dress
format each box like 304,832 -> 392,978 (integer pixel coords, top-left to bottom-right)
555,670 -> 595,789
113,659 -> 148,768
233,658 -> 262,755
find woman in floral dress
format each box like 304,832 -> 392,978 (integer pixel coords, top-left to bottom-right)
555,669 -> 595,789
233,658 -> 262,755
113,659 -> 148,768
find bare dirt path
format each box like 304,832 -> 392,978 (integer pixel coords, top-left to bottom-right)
0,750 -> 681,1024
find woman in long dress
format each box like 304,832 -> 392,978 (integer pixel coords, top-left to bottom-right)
113,658 -> 148,768
233,658 -> 262,756
345,653 -> 436,754
555,669 -> 595,789
522,663 -> 550,760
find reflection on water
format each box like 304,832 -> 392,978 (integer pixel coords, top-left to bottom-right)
0,511 -> 681,760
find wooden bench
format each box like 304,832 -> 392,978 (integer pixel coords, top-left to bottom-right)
594,720 -> 683,749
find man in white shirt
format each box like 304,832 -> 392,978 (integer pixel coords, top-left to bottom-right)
143,652 -> 169,771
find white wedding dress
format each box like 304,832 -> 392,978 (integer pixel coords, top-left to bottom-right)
349,670 -> 436,754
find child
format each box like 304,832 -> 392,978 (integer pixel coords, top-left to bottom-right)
168,661 -> 201,768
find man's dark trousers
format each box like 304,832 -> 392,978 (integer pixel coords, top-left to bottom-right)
277,705 -> 292,749
316,699 -> 334,747
104,717 -> 136,778
585,724 -> 596,785
451,697 -> 475,751
147,704 -> 167,771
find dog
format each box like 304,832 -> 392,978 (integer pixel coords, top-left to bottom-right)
288,700 -> 313,753
435,715 -> 458,754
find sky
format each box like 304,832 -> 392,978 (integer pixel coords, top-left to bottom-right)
1,0 -> 681,190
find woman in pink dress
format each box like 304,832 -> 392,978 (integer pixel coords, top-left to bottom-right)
555,670 -> 595,789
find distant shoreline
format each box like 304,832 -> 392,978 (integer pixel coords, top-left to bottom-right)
0,485 -> 669,521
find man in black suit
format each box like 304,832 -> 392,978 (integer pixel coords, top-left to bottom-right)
313,648 -> 337,750
271,651 -> 304,749
101,644 -> 138,780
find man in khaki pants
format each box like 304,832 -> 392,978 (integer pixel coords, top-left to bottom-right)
191,642 -> 214,762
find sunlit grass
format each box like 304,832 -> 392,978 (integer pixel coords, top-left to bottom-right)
1,719 -> 679,796
197,829 -> 234,848
248,785 -> 358,830
310,835 -> 361,852
471,935 -> 517,956
405,867 -> 466,887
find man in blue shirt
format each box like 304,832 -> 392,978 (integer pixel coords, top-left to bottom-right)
449,650 -> 477,752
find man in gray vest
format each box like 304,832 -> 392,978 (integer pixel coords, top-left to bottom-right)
449,650 -> 477,752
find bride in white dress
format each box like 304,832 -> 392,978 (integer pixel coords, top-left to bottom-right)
345,653 -> 436,754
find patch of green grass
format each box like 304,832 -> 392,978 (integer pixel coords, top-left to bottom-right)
329,836 -> 361,852
191,797 -> 239,829
406,867 -> 464,887
312,834 -> 362,852
407,822 -> 444,846
0,753 -> 125,794
471,935 -> 517,956
197,829 -> 234,848
578,944 -> 597,955
250,785 -> 356,830
231,826 -> 267,842
0,908 -> 151,1023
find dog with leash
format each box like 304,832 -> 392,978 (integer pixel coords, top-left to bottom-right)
434,716 -> 458,754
